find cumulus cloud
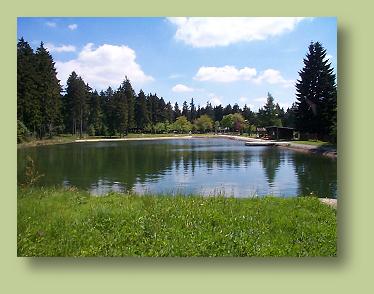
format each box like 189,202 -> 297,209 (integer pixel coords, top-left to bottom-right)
194,65 -> 292,87
172,84 -> 194,92
254,69 -> 294,88
168,17 -> 306,47
208,93 -> 223,106
55,43 -> 154,89
45,43 -> 76,53
194,66 -> 257,82
45,21 -> 57,28
68,24 -> 78,30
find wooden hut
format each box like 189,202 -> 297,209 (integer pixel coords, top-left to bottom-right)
265,126 -> 295,140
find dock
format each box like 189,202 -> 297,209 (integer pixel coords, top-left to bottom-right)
245,141 -> 276,146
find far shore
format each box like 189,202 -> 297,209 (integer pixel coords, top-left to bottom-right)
74,134 -> 337,158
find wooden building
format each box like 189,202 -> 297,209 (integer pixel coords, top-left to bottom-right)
265,126 -> 295,140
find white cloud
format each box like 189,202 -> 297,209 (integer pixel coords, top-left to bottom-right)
45,43 -> 76,53
168,17 -> 306,47
55,43 -> 154,89
194,66 -> 257,82
45,21 -> 57,28
254,69 -> 294,88
239,96 -> 248,104
194,65 -> 293,87
68,24 -> 78,30
172,84 -> 194,92
253,97 -> 267,103
208,93 -> 222,106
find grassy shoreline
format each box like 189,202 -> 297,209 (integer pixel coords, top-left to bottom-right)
17,187 -> 337,257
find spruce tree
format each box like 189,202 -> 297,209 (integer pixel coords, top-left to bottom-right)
213,105 -> 224,122
88,90 -> 103,135
17,38 -> 40,135
35,42 -> 62,137
174,102 -> 181,118
102,87 -> 116,136
123,77 -> 136,132
190,98 -> 197,122
182,101 -> 189,119
135,89 -> 150,130
63,72 -> 88,137
295,41 -> 337,138
115,81 -> 129,136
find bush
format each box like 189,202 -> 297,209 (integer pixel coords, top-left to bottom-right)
17,120 -> 30,143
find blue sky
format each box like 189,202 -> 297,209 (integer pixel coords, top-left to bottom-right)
17,17 -> 337,110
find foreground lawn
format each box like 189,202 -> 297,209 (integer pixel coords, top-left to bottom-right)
17,187 -> 337,257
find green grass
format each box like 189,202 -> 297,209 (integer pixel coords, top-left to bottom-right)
292,140 -> 336,148
17,187 -> 337,257
17,134 -> 77,148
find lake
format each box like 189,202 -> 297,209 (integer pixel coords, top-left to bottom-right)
17,138 -> 337,198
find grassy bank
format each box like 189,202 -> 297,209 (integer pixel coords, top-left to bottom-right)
17,187 -> 337,257
291,140 -> 336,148
17,135 -> 77,148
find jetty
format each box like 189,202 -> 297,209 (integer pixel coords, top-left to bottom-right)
245,141 -> 276,146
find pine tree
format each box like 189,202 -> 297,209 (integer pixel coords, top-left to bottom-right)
88,90 -> 103,135
165,102 -> 174,123
135,89 -> 150,130
232,103 -> 241,114
115,81 -> 129,136
34,42 -> 62,138
122,77 -> 136,132
103,87 -> 116,136
205,102 -> 214,119
157,97 -> 167,122
182,101 -> 189,119
295,41 -> 337,138
190,98 -> 197,122
63,72 -> 88,137
17,38 -> 40,135
213,105 -> 224,122
174,102 -> 181,118
223,104 -> 232,116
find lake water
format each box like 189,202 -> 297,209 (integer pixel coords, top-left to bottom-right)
17,138 -> 337,198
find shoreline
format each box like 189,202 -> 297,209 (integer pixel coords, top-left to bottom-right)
19,134 -> 337,158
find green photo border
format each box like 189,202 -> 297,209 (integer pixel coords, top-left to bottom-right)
1,0 -> 372,293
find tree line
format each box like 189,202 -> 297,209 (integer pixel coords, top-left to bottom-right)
17,37 -> 336,141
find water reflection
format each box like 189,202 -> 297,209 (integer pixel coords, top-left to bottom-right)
17,138 -> 337,198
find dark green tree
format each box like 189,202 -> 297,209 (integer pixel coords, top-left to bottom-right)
182,101 -> 189,119
174,102 -> 181,118
232,103 -> 241,113
165,102 -> 174,123
223,104 -> 233,116
122,77 -> 136,132
205,102 -> 214,119
34,42 -> 62,137
115,80 -> 129,136
63,72 -> 88,137
88,90 -> 104,135
213,105 -> 224,122
135,89 -> 150,130
257,93 -> 281,127
295,41 -> 337,138
17,38 -> 40,135
190,98 -> 197,122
